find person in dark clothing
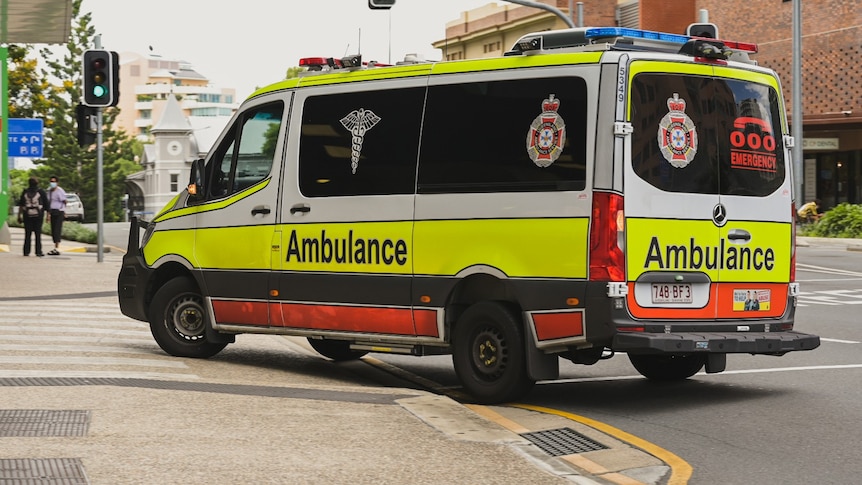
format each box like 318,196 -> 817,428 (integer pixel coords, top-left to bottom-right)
17,176 -> 49,257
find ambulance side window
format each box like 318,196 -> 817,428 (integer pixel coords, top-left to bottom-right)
207,102 -> 284,199
298,87 -> 424,197
418,76 -> 587,193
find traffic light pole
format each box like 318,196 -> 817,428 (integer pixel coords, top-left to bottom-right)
96,109 -> 104,262
93,35 -> 105,262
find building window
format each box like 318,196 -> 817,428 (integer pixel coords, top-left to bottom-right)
446,51 -> 464,61
483,41 -> 502,53
170,173 -> 179,192
140,110 -> 152,119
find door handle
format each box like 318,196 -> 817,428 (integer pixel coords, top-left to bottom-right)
290,204 -> 311,215
727,229 -> 751,241
251,206 -> 271,216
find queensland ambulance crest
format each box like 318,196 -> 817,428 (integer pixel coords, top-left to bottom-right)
657,93 -> 698,168
526,94 -> 566,168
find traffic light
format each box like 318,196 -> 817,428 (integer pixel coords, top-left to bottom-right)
76,103 -> 97,147
368,0 -> 395,9
82,49 -> 120,107
686,23 -> 719,39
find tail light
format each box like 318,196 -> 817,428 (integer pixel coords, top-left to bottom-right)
590,192 -> 625,281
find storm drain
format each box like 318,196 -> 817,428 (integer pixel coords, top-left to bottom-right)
0,458 -> 88,484
0,410 -> 91,437
520,427 -> 609,456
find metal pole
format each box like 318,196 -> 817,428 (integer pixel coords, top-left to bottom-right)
505,0 -> 575,29
94,35 -> 104,262
577,2 -> 583,28
792,0 -> 803,203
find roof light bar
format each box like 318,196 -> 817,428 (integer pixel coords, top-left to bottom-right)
585,27 -> 691,45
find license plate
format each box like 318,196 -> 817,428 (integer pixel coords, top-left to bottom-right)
651,283 -> 693,304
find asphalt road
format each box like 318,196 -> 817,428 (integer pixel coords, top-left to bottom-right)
375,243 -> 862,484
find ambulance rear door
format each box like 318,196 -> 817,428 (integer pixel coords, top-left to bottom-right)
624,61 -> 793,322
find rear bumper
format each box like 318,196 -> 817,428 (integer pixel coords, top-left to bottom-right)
613,331 -> 820,355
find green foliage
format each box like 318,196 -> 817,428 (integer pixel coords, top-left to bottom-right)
801,203 -> 862,238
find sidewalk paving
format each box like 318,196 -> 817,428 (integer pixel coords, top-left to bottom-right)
0,225 -> 667,485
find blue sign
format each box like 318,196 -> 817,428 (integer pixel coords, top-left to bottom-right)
8,118 -> 44,158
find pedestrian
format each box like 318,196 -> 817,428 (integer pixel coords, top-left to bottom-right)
17,176 -> 49,257
45,175 -> 67,256
797,199 -> 822,223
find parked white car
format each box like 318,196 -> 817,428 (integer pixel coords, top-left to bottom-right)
64,193 -> 85,222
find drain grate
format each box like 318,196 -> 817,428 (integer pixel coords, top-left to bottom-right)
0,458 -> 88,484
520,427 -> 608,456
0,410 -> 91,437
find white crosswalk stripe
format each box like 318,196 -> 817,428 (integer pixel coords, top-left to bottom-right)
797,288 -> 862,307
0,300 -> 199,380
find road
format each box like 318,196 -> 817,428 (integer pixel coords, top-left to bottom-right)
4,231 -> 860,484
374,243 -> 862,484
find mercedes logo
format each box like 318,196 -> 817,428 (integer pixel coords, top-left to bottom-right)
712,203 -> 727,227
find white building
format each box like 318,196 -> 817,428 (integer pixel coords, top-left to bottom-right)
115,52 -> 239,141
125,94 -> 229,218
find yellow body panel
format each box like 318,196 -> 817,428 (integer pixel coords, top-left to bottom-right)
414,218 -> 589,279
627,218 -> 791,283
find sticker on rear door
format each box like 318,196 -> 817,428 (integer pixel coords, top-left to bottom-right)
657,93 -> 698,168
733,289 -> 771,311
729,116 -> 777,173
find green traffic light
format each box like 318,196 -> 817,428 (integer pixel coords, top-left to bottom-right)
93,85 -> 107,98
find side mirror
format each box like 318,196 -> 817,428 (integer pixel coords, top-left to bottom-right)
188,158 -> 206,201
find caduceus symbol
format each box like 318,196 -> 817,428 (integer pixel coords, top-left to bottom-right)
340,108 -> 381,174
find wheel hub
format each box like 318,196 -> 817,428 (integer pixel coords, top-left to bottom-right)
170,296 -> 205,340
472,329 -> 506,377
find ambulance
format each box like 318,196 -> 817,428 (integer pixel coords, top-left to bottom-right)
118,27 -> 820,404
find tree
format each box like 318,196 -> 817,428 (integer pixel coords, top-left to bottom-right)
7,44 -> 51,119
36,0 -> 138,223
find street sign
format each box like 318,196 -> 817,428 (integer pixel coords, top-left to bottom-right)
8,118 -> 44,158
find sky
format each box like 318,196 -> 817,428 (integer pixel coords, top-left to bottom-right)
80,0 -> 496,101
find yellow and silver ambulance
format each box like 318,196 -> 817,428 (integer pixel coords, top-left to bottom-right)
118,27 -> 819,404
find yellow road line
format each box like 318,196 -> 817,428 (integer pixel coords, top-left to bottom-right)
512,403 -> 693,485
463,404 -> 530,434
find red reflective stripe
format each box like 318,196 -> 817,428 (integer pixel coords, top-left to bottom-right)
279,303 -> 415,335
413,309 -> 439,337
212,300 -> 269,325
532,312 -> 584,341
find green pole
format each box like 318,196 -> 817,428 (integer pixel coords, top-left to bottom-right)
0,45 -> 10,248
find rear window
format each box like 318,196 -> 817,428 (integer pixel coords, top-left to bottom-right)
630,73 -> 785,197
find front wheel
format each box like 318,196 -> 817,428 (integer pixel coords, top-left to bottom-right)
148,277 -> 228,358
628,353 -> 706,380
452,301 -> 534,404
307,338 -> 368,361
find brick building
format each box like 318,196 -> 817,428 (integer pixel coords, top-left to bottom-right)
437,0 -> 862,208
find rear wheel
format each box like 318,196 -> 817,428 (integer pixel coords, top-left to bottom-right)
452,301 -> 534,404
307,338 -> 368,361
148,277 -> 228,358
628,353 -> 706,380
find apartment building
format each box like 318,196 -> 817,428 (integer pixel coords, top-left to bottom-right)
437,0 -> 862,208
114,52 -> 239,141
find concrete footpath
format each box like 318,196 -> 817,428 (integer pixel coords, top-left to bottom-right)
0,226 -> 672,485
1,227 -> 859,485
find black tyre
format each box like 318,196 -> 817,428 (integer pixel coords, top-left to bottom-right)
628,353 -> 706,381
307,338 -> 368,361
148,277 -> 228,358
452,301 -> 534,404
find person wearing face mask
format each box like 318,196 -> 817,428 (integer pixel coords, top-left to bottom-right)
45,175 -> 67,256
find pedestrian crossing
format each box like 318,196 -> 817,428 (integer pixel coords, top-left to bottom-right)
797,289 -> 862,307
0,300 -> 199,380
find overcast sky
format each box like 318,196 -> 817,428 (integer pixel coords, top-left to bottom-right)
81,0 -> 495,100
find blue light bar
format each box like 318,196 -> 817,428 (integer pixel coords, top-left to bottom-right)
585,27 -> 691,45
